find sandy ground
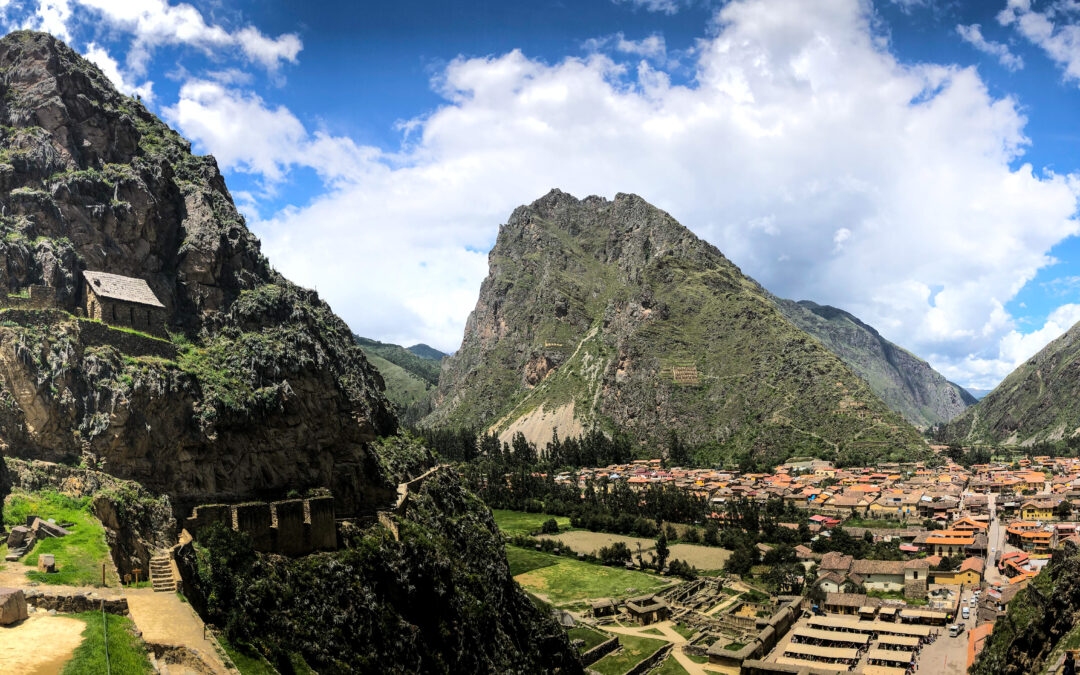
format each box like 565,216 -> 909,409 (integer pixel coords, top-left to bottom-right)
538,530 -> 657,554
665,544 -> 732,570
496,402 -> 584,448
0,613 -> 85,674
126,589 -> 230,674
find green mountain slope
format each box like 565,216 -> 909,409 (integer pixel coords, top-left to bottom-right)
362,351 -> 434,410
943,320 -> 1080,446
408,343 -> 447,360
772,299 -> 974,429
355,336 -> 442,386
426,190 -> 929,469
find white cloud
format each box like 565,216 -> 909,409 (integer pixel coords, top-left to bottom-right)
612,0 -> 685,14
957,23 -> 1025,71
166,0 -> 1079,384
585,32 -> 667,60
83,41 -> 154,101
999,0 -> 1080,82
21,0 -> 302,74
22,0 -> 72,41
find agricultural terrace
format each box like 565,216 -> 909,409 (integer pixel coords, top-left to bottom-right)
491,509 -> 572,535
506,546 -> 672,605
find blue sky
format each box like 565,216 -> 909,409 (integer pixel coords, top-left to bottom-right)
5,0 -> 1080,390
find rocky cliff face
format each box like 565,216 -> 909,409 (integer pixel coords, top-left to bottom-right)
428,189 -> 929,468
773,299 -> 974,429
0,31 -> 396,514
943,319 -> 1080,446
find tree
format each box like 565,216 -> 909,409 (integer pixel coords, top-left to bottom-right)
764,563 -> 804,595
655,532 -> 671,571
541,518 -> 559,534
664,524 -> 679,542
1056,500 -> 1073,521
667,431 -> 692,467
704,521 -> 720,547
725,542 -> 757,576
684,527 -> 701,544
598,542 -> 632,566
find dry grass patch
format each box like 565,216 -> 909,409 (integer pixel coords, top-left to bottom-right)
537,531 -> 656,555
665,543 -> 732,570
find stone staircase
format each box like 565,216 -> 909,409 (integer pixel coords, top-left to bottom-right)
149,553 -> 177,593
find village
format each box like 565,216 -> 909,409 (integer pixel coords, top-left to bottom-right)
498,452 -> 1080,675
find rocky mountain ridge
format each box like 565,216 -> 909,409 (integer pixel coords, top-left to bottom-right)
772,299 -> 974,429
427,189 -> 930,469
943,318 -> 1080,447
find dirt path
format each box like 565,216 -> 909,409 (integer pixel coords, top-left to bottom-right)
0,563 -> 124,597
125,589 -> 230,674
598,620 -> 713,675
0,613 -> 86,674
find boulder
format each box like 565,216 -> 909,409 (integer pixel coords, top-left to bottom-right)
37,554 -> 55,573
0,588 -> 28,625
6,526 -> 31,548
31,518 -> 70,538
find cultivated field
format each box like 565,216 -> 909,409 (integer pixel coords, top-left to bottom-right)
509,547 -> 671,604
665,543 -> 733,571
492,509 -> 572,535
538,530 -> 656,554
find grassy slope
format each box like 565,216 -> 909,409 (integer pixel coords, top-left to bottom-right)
567,625 -> 609,652
61,611 -> 154,675
356,336 -> 442,385
362,351 -> 433,410
5,490 -> 117,586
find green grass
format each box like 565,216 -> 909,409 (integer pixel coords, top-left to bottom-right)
492,509 -> 572,535
591,634 -> 667,675
506,546 -> 562,576
673,622 -> 696,639
867,589 -> 928,606
5,490 -> 118,586
568,625 -> 609,652
724,641 -> 746,651
361,351 -> 433,410
508,546 -> 669,604
844,517 -> 905,529
641,627 -> 664,636
743,589 -> 770,603
653,654 -> 692,675
685,652 -> 709,663
61,611 -> 153,675
219,637 -> 280,675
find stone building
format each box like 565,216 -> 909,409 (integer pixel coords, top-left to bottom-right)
82,271 -> 166,336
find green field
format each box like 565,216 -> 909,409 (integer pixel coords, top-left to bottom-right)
492,509 -> 572,535
506,546 -> 562,576
61,611 -> 153,675
508,546 -> 669,604
567,625 -> 609,653
5,490 -> 118,586
591,634 -> 667,675
653,654 -> 691,675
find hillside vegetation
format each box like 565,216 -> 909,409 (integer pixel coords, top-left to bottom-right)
427,189 -> 929,469
943,319 -> 1080,447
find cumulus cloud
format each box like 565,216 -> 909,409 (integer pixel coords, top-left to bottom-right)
612,0 -> 686,14
585,32 -> 667,60
162,0 -> 1080,385
999,0 -> 1080,82
19,0 -> 302,74
22,0 -> 72,41
83,41 -> 154,101
957,23 -> 1025,70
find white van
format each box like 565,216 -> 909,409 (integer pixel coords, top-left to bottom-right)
949,624 -> 961,637
962,607 -> 970,619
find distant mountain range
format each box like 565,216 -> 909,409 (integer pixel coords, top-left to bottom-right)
424,189 -> 933,469
354,336 -> 445,419
407,343 -> 448,360
772,299 -> 975,429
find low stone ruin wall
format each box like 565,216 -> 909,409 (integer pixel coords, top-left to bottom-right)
623,643 -> 672,675
184,496 -> 336,556
581,637 -> 619,666
711,597 -> 803,669
24,589 -> 128,615
78,319 -> 177,360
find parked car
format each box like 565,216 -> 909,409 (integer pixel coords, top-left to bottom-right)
949,624 -> 961,637
962,607 -> 970,619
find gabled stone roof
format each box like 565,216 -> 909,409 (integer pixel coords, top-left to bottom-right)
83,271 -> 165,308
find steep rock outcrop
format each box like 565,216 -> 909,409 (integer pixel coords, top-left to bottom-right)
773,299 -> 974,429
428,189 -> 929,468
0,31 -> 395,514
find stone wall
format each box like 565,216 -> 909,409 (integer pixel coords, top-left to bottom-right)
24,589 -> 128,615
710,597 -> 803,669
184,496 -> 337,556
0,285 -> 57,310
581,637 -> 618,666
623,643 -> 672,675
78,319 -> 176,359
